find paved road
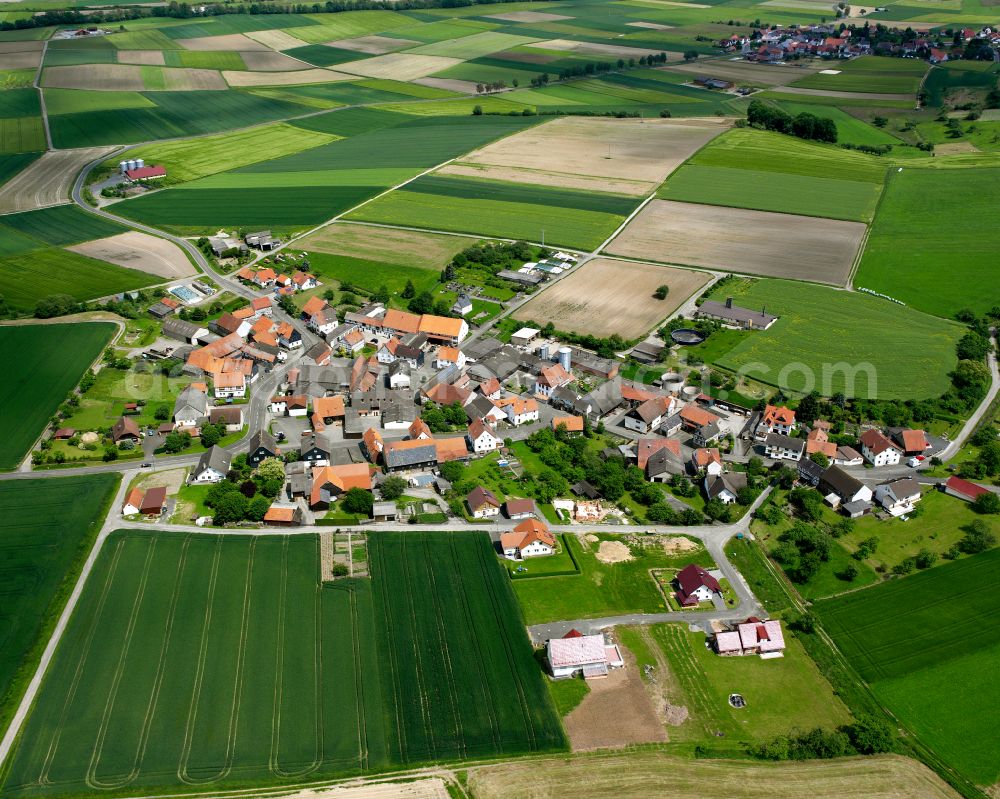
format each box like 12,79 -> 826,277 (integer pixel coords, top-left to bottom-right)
937,333 -> 998,461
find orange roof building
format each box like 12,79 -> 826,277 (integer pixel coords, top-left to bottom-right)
552,415 -> 584,433
310,464 -> 373,508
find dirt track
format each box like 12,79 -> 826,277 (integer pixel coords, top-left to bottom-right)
208,778 -> 451,799
0,147 -> 117,214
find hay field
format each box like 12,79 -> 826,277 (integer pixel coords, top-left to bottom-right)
177,33 -> 271,51
223,68 -> 353,87
606,199 -> 865,285
240,50 -> 312,71
116,49 -> 165,66
299,222 -> 479,269
68,231 -> 195,279
512,257 -> 709,338
467,752 -> 961,799
42,64 -> 146,91
336,53 -> 462,80
327,34 -> 418,54
451,116 -> 729,196
0,146 -> 116,213
244,28 -> 310,51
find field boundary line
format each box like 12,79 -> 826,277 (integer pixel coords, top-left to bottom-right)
34,536 -> 126,787
33,39 -> 51,152
85,536 -> 158,789
846,161 -> 894,290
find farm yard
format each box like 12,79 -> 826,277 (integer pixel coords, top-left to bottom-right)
512,257 -> 710,338
816,550 -> 1000,786
1,531 -> 563,797
604,199 -> 867,285
702,278 -> 963,399
0,475 -> 119,732
0,323 -> 115,470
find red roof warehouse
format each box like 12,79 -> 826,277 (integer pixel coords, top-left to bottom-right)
125,165 -> 167,182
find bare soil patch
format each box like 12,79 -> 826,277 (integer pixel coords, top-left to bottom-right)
563,645 -> 668,750
68,231 -> 195,280
326,34 -> 419,54
336,53 -> 461,80
453,116 -> 728,196
0,49 -> 40,70
626,21 -> 674,29
605,200 -> 865,285
0,41 -> 44,54
223,68 -> 353,87
633,626 -> 689,729
661,536 -> 700,555
299,223 -> 479,270
596,540 -> 634,564
414,76 -> 478,94
468,752 -> 963,799
42,64 -> 146,91
0,146 -> 116,213
235,779 -> 452,799
177,33 -> 271,51
484,10 -> 572,21
933,141 -> 979,155
537,38 -> 669,59
239,50 -> 311,71
663,60 -> 818,87
133,467 -> 185,495
513,257 -> 710,339
244,28 -> 310,51
162,67 -> 227,90
116,49 -> 166,66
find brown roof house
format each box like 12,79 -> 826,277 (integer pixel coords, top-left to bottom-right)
111,416 -> 141,445
466,486 -> 501,519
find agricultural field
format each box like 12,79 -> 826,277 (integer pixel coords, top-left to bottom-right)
703,278 -> 964,399
605,199 -> 867,285
855,165 -> 999,317
67,232 -> 195,281
468,750 -> 962,799
0,323 -> 115,470
788,56 -> 927,95
512,257 -> 710,338
0,146 -> 116,214
0,475 -> 119,731
443,116 -> 728,197
348,173 -> 637,250
1,531 -> 563,797
816,550 -> 1000,786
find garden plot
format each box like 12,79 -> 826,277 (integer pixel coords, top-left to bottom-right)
512,257 -> 710,338
0,146 -> 116,213
448,116 -> 728,197
223,68 -> 353,87
176,33 -> 272,51
239,50 -> 312,71
244,28 -> 310,51
537,38 -> 670,59
326,34 -> 419,54
42,64 -> 146,91
606,199 -> 865,285
116,49 -> 166,65
336,53 -> 462,80
68,231 -> 195,280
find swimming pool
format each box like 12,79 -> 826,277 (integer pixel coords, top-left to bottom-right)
170,285 -> 199,303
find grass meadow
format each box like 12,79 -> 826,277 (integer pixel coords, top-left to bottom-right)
0,323 -> 115,469
0,475 -> 119,733
855,165 -> 999,317
706,278 -> 963,400
816,549 -> 1000,785
1,531 -> 563,797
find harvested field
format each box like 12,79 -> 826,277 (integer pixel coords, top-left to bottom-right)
299,223 -> 478,269
161,67 -> 227,90
326,34 -> 419,54
0,41 -> 44,54
563,648 -> 666,751
336,53 -> 462,80
771,85 -> 914,101
513,257 -> 710,338
414,76 -> 478,94
484,10 -> 571,22
67,231 -> 195,280
42,64 -> 145,91
243,28 -> 310,51
176,33 -> 271,51
467,752 -> 962,799
222,68 -> 353,87
0,49 -> 40,70
239,50 -> 312,71
116,49 -> 165,66
627,21 -> 674,29
0,146 -> 115,213
663,60 -> 815,87
451,116 -> 728,196
537,38 -> 670,59
605,200 -> 865,285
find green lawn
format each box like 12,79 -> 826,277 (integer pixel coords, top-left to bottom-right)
0,475 -> 119,734
0,323 -> 115,470
855,165 -> 1000,318
705,278 -> 964,400
512,533 -> 715,625
545,676 -> 589,717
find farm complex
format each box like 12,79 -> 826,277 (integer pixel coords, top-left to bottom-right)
0,2 -> 999,799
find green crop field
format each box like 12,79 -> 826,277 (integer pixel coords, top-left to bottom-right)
43,89 -> 156,115
855,165 -> 999,318
0,323 -> 115,470
348,174 -> 635,249
1,531 -> 563,797
705,278 -> 964,400
162,49 -> 246,70
789,55 -> 927,94
770,101 -> 904,148
816,550 -> 1000,785
283,44 -> 370,67
0,88 -> 40,118
0,475 -> 119,732
0,151 -> 39,186
0,116 -> 44,154
0,204 -> 126,247
307,252 -> 440,296
658,164 -> 881,222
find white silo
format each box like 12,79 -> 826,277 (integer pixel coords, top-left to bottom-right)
539,343 -> 550,361
119,160 -> 128,174
558,346 -> 572,371
135,158 -> 145,169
